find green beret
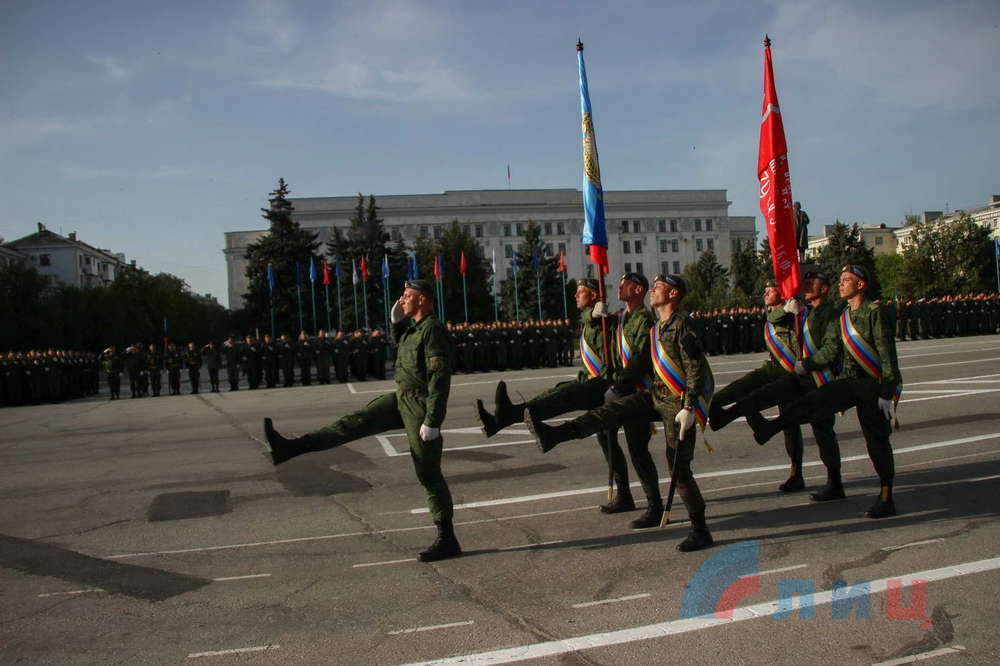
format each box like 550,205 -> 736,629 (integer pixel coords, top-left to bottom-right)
621,272 -> 649,290
404,279 -> 435,297
578,278 -> 599,292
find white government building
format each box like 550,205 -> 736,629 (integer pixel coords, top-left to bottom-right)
223,188 -> 757,311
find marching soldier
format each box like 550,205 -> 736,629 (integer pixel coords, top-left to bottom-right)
746,265 -> 901,518
264,280 -> 461,562
524,275 -> 716,552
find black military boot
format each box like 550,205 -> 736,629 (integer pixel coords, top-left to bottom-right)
494,381 -> 526,430
474,399 -> 500,438
810,474 -> 846,502
629,498 -> 664,529
524,407 -> 574,453
677,512 -> 714,552
746,410 -> 784,446
418,520 -> 462,562
865,485 -> 896,519
778,467 -> 805,492
263,417 -> 312,466
599,486 -> 635,514
709,399 -> 747,432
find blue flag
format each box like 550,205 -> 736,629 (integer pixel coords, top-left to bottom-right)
577,41 -> 608,273
267,262 -> 275,291
532,250 -> 541,271
334,257 -> 342,279
309,256 -> 317,283
512,250 -> 519,276
409,254 -> 420,280
382,254 -> 390,282
352,258 -> 358,285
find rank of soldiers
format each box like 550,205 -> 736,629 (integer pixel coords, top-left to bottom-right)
0,350 -> 100,407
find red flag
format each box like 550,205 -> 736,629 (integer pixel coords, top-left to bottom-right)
434,254 -> 442,280
558,248 -> 566,273
459,250 -> 467,276
322,259 -> 330,286
360,255 -> 368,282
757,36 -> 800,299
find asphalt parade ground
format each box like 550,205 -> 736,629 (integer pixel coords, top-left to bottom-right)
2,335 -> 999,665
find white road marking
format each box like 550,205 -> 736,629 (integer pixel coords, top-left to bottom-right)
352,557 -> 416,568
897,345 -> 1000,360
741,564 -> 808,579
187,645 -> 279,658
882,538 -> 945,552
408,432 -> 1000,513
905,372 -> 1000,386
871,645 -> 966,666
405,558 -> 1000,665
902,356 -> 1000,371
211,573 -> 272,582
389,621 -> 475,635
498,540 -> 564,551
572,593 -> 651,608
37,588 -> 104,598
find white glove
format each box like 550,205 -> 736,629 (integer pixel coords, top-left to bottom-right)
675,408 -> 696,439
592,302 -> 609,318
878,398 -> 893,421
419,424 -> 440,441
783,298 -> 801,314
794,360 -> 808,376
391,299 -> 406,323
603,387 -> 620,404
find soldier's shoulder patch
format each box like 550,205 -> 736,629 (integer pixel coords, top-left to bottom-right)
428,356 -> 444,371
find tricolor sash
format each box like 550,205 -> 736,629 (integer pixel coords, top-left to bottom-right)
618,311 -> 651,391
649,325 -> 713,429
840,309 -> 902,397
580,331 -> 603,378
763,321 -> 796,373
801,309 -> 833,387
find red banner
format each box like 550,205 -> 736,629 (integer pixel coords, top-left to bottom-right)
322,259 -> 330,286
459,250 -> 467,276
434,255 -> 442,280
360,255 -> 368,282
558,248 -> 566,273
758,37 -> 800,299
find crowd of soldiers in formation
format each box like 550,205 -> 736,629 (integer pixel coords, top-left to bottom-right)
3,293 -> 998,409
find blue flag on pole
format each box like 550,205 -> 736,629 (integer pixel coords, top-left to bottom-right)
334,257 -> 342,279
577,40 -> 608,274
352,258 -> 359,285
309,256 -> 317,283
382,254 -> 390,282
532,250 -> 541,271
512,250 -> 519,276
267,262 -> 275,291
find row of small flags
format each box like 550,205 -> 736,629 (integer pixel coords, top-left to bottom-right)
266,249 -> 568,290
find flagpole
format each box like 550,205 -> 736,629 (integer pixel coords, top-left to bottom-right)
492,249 -> 499,322
269,290 -> 275,338
336,279 -> 343,331
296,267 -> 304,334
325,282 -> 331,331
362,280 -> 369,330
561,270 -> 568,319
514,269 -> 520,322
536,272 -> 542,321
310,281 -> 317,335
994,238 -> 999,294
352,282 -> 358,330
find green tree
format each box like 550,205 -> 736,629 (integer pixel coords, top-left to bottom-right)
875,253 -> 904,298
897,215 -> 994,297
435,221 -> 492,323
813,222 -> 880,299
499,221 -> 568,322
681,250 -> 730,312
244,178 -> 320,336
730,238 -> 766,304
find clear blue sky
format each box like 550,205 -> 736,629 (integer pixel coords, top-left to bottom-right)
3,0 -> 998,307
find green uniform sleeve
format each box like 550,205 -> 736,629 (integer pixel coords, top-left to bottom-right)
678,316 -> 706,410
613,310 -> 652,395
423,323 -> 452,428
872,304 -> 902,400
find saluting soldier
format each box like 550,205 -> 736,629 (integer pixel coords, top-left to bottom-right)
202,342 -> 222,392
99,346 -> 122,400
262,334 -> 279,388
223,335 -> 241,391
368,329 -> 388,379
147,343 -> 163,397
184,341 -> 202,394
244,335 -> 262,389
316,330 -> 332,384
333,331 -> 351,382
747,265 -> 901,518
296,332 -> 313,386
279,333 -> 296,387
350,330 -> 368,381
265,280 -> 461,562
525,275 -> 716,552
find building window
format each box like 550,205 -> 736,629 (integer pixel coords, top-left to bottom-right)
732,239 -> 739,253
670,220 -> 678,232
558,242 -> 566,254
707,238 -> 714,251
516,223 -> 523,235
706,219 -> 713,231
624,262 -> 632,273
503,224 -> 512,237
661,261 -> 670,274
544,222 -> 553,235
696,238 -> 704,251
419,225 -> 429,237
658,219 -> 666,232
546,242 -> 554,255
660,239 -> 668,252
875,236 -> 884,245
632,220 -> 641,233
634,239 -> 642,253
620,220 -> 629,233
433,226 -> 443,239
636,262 -> 643,275
673,261 -> 680,274
671,240 -> 679,252
476,225 -> 483,238
39,254 -> 51,266
557,222 -> 565,235
505,245 -> 513,258
506,268 -> 513,280
84,256 -> 92,265
694,219 -> 702,231
622,240 -> 631,254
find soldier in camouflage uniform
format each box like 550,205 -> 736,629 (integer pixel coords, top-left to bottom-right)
202,342 -> 221,392
262,334 -> 279,388
279,334 -> 296,387
99,346 -> 122,400
223,335 -> 242,391
147,343 -> 163,397
265,280 -> 460,562
185,341 -> 202,394
164,343 -> 183,395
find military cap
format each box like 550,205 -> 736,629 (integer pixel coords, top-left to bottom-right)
763,278 -> 778,289
841,264 -> 869,282
404,279 -> 436,297
804,270 -> 831,285
578,277 -> 599,292
620,272 -> 649,290
652,274 -> 687,297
